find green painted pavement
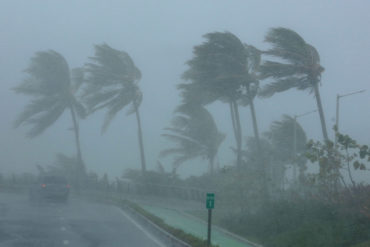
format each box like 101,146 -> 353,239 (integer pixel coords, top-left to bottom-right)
141,204 -> 254,247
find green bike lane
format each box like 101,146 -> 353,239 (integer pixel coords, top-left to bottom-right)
140,204 -> 260,247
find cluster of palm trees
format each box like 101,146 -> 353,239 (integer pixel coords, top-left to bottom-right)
14,44 -> 147,179
163,28 -> 327,177
14,27 -> 328,182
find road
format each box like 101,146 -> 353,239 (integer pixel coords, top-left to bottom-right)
0,192 -> 166,247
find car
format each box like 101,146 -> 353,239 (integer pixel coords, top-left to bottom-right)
29,175 -> 70,202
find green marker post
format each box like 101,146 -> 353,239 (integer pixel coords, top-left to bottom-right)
206,193 -> 215,247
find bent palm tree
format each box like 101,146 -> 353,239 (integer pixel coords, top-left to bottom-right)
161,104 -> 225,174
259,27 -> 328,141
239,44 -> 262,144
14,50 -> 86,174
83,44 -> 146,173
180,32 -> 247,168
266,115 -> 307,181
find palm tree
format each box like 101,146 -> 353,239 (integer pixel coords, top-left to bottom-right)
266,115 -> 307,181
179,32 -> 247,168
83,44 -> 146,173
47,153 -> 80,187
14,50 -> 86,174
259,27 -> 328,141
239,44 -> 262,145
160,104 -> 225,174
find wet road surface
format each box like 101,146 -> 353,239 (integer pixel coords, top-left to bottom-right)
0,193 -> 165,247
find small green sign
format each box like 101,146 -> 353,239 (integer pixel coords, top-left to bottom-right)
206,193 -> 215,209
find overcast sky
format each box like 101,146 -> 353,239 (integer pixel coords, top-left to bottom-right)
1,0 -> 370,179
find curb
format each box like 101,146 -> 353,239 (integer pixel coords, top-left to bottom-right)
120,202 -> 192,247
176,210 -> 263,247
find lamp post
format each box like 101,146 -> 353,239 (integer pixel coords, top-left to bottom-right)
335,89 -> 366,146
293,110 -> 317,181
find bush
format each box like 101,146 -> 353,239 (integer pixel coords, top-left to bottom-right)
220,195 -> 370,247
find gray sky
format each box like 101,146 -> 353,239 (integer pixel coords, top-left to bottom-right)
1,0 -> 370,179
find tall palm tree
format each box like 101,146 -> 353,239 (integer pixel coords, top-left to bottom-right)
83,44 -> 146,173
179,32 -> 247,168
14,50 -> 86,174
160,104 -> 225,174
266,115 -> 307,181
259,27 -> 328,141
239,44 -> 262,145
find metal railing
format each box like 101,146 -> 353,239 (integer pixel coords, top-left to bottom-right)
114,181 -> 211,202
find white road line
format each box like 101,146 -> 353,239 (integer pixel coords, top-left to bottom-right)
117,208 -> 166,247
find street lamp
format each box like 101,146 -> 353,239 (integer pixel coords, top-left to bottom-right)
335,89 -> 366,146
293,110 -> 317,181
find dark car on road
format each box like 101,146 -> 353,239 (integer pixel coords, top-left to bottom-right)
29,175 -> 70,202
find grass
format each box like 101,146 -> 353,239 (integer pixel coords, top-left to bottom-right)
121,199 -> 219,247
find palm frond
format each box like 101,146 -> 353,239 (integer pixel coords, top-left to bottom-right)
163,127 -> 188,138
264,27 -> 308,64
159,148 -> 186,158
259,77 -> 302,98
84,44 -> 142,130
260,61 -> 304,79
260,27 -> 324,98
25,100 -> 67,138
266,114 -> 307,159
181,32 -> 247,103
101,89 -> 135,132
245,44 -> 262,73
14,96 -> 62,128
83,89 -> 120,112
86,44 -> 141,86
173,155 -> 198,167
23,50 -> 70,95
71,67 -> 84,92
161,133 -> 204,148
161,104 -> 224,170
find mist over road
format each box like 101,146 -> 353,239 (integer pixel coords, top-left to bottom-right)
0,193 -> 164,247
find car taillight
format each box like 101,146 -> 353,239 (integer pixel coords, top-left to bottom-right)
66,184 -> 70,188
41,184 -> 46,188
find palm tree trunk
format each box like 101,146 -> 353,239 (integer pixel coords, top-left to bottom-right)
248,96 -> 260,147
313,83 -> 329,141
134,102 -> 147,173
246,90 -> 269,195
69,107 -> 85,172
69,106 -> 85,192
229,102 -> 238,144
232,101 -> 243,168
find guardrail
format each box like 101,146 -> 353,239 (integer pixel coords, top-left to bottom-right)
115,181 -> 212,203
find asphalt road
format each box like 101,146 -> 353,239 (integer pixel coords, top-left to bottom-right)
0,192 -> 166,247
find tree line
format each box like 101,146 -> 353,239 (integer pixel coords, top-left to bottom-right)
13,27 -> 329,188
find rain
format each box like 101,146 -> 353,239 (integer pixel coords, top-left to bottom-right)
0,1 -> 370,246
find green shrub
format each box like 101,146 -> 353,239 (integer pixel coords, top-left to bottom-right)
220,196 -> 370,247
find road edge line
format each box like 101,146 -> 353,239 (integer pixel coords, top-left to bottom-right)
117,207 -> 167,247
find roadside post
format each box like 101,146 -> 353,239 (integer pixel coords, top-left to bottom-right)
206,193 -> 215,247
